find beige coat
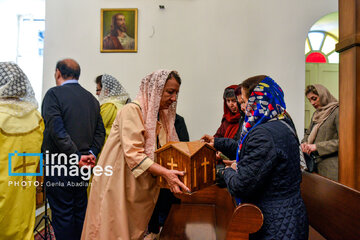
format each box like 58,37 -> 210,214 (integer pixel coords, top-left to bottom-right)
82,102 -> 165,240
302,107 -> 339,181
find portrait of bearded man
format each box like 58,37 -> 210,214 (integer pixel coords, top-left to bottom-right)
103,13 -> 135,50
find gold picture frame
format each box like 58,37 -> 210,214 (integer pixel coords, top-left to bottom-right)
100,8 -> 138,53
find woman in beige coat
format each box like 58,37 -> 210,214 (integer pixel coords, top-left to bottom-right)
301,84 -> 339,181
81,70 -> 189,240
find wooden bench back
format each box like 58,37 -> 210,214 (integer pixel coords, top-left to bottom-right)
301,172 -> 360,240
226,204 -> 263,240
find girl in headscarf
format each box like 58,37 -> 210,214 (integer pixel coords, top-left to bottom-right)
212,85 -> 243,161
214,85 -> 243,140
0,62 -> 44,240
301,84 -> 339,181
207,75 -> 308,240
95,74 -> 130,142
82,70 -> 189,240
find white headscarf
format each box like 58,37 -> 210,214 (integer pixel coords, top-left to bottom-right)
98,74 -> 130,105
0,62 -> 38,117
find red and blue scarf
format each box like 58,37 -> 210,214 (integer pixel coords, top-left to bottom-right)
234,76 -> 286,205
238,76 -> 287,154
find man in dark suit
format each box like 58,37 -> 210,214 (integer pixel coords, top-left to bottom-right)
174,114 -> 190,142
41,58 -> 105,240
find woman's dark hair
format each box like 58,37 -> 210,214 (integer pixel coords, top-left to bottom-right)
305,85 -> 318,96
95,75 -> 103,88
241,75 -> 267,98
234,84 -> 242,96
166,71 -> 181,85
223,88 -> 235,99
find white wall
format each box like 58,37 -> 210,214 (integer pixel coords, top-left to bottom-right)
43,0 -> 338,140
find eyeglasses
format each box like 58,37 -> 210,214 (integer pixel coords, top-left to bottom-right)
96,89 -> 101,92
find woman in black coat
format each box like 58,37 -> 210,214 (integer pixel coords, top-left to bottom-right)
204,75 -> 308,240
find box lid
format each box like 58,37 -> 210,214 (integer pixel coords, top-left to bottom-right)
155,141 -> 216,157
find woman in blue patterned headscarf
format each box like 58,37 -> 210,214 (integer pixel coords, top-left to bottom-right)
238,76 -> 286,151
221,75 -> 308,240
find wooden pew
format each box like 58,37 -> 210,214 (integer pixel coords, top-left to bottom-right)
301,171 -> 360,240
160,185 -> 263,240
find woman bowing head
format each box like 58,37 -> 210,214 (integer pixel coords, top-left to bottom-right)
82,70 -> 189,240
222,75 -> 308,240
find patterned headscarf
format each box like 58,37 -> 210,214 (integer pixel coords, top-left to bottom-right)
135,70 -> 179,160
239,76 -> 286,150
98,74 -> 130,105
0,62 -> 38,116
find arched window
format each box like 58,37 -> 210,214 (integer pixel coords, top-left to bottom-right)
305,30 -> 338,63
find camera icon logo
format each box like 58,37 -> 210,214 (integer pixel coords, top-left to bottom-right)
8,151 -> 43,176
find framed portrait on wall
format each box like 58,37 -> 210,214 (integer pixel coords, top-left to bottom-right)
101,8 -> 138,52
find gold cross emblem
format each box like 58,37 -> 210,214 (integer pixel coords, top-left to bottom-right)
167,158 -> 178,170
184,167 -> 187,186
213,166 -> 216,181
201,157 -> 209,183
194,162 -> 197,187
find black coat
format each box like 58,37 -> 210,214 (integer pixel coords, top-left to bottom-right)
216,120 -> 308,240
41,83 -> 105,182
175,114 -> 189,141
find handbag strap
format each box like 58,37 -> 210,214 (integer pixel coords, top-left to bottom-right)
279,120 -> 308,171
279,119 -> 299,143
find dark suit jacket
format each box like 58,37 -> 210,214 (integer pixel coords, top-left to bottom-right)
175,114 -> 189,141
41,83 -> 105,181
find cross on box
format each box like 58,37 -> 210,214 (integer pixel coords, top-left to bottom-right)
155,141 -> 217,192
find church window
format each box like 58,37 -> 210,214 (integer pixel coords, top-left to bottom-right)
305,31 -> 338,63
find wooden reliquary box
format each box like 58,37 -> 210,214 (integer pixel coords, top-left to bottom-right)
155,141 -> 216,192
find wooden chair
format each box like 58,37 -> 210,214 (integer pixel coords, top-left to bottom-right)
301,171 -> 360,240
160,185 -> 263,240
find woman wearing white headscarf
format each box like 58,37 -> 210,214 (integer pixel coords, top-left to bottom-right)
95,74 -> 130,142
301,84 -> 339,181
82,70 -> 189,240
0,62 -> 44,240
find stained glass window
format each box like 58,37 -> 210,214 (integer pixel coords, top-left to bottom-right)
305,31 -> 338,63
306,52 -> 326,63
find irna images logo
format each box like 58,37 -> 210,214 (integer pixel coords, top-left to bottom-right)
8,151 -> 113,181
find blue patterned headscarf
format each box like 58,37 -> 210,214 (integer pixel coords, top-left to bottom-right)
238,76 -> 286,150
